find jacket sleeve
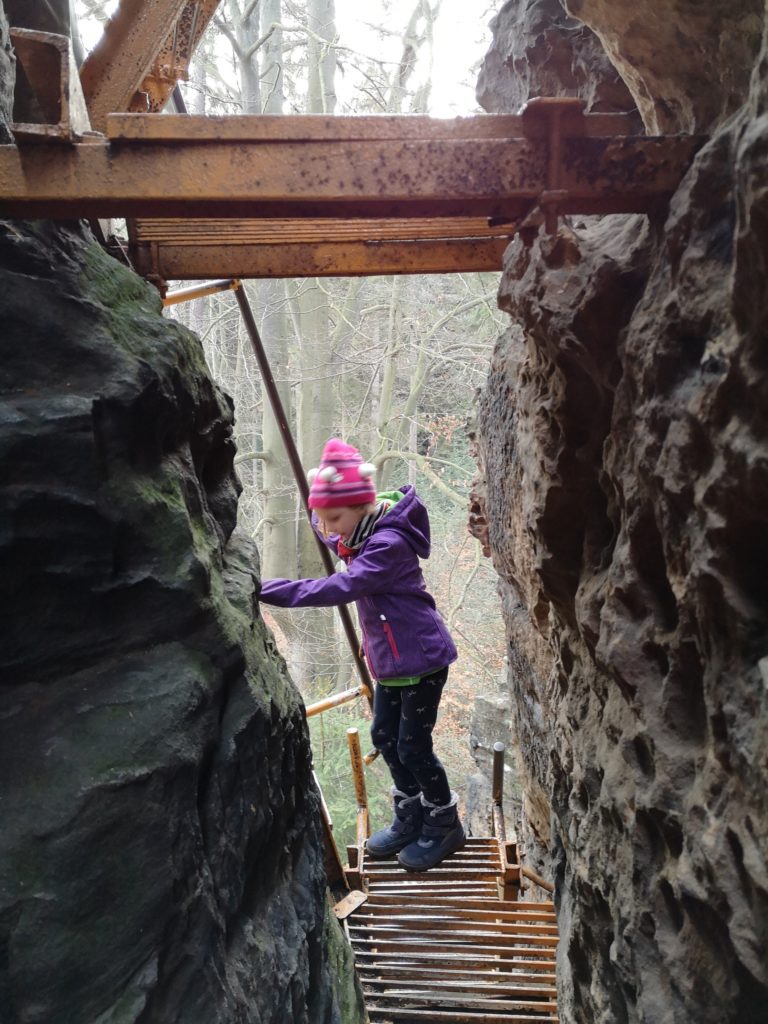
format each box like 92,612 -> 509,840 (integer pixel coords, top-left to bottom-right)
259,531 -> 405,608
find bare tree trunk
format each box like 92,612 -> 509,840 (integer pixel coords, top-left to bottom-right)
226,0 -> 261,113
260,0 -> 284,113
283,0 -> 341,697
408,416 -> 418,486
387,0 -> 441,112
375,276 -> 404,490
255,3 -> 297,585
307,0 -> 336,113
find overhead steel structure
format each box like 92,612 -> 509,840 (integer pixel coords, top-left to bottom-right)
0,2 -> 706,290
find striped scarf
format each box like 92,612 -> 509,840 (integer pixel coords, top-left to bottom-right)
337,500 -> 390,558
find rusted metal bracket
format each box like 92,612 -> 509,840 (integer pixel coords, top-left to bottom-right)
332,889 -> 367,921
132,0 -> 221,115
500,839 -> 521,902
521,96 -> 598,236
80,0 -> 221,131
10,29 -> 93,143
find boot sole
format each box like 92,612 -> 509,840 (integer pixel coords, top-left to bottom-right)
366,836 -> 420,858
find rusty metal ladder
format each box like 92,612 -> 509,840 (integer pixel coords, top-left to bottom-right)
337,840 -> 558,1023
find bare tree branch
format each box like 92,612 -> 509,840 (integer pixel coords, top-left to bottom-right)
214,15 -> 245,60
449,538 -> 482,628
376,448 -> 466,508
234,450 -> 273,466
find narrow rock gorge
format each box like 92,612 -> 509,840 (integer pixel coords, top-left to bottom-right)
2,0 -> 767,1021
472,1 -> 768,1021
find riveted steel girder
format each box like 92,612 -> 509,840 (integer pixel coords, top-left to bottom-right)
0,120 -> 704,221
79,0 -> 193,130
128,0 -> 221,115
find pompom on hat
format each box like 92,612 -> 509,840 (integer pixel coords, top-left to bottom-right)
307,439 -> 377,509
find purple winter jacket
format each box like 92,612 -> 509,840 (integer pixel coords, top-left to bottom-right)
258,486 -> 457,680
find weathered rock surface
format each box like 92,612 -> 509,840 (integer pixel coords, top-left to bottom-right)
563,0 -> 765,132
477,0 -> 639,116
475,1 -> 768,1021
464,668 -> 522,839
0,219 -> 364,1024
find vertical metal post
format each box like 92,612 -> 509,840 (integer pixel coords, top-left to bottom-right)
234,282 -> 374,706
347,728 -> 369,817
492,741 -> 506,843
347,727 -> 371,854
492,741 -> 505,805
492,741 -> 521,899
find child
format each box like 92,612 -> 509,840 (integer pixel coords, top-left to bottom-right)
259,438 -> 466,871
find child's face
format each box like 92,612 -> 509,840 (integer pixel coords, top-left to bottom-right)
316,505 -> 370,541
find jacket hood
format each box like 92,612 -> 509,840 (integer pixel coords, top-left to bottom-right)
375,485 -> 430,558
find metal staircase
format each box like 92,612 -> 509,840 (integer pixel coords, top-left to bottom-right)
336,837 -> 559,1023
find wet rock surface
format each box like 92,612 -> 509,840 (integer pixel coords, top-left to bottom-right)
0,221 -> 363,1023
475,2 -> 768,1021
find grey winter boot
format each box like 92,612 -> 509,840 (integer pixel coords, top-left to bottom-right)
397,792 -> 466,871
366,789 -> 423,858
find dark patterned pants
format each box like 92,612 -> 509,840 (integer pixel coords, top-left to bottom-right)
370,666 -> 451,806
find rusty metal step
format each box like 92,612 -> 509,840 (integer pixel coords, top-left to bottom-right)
349,847 -> 559,1024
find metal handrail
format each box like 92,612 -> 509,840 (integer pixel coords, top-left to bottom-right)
305,684 -> 367,719
163,278 -> 240,306
305,686 -> 379,892
234,282 -> 375,708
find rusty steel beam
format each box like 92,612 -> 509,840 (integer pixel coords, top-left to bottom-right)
0,131 -> 704,220
106,109 -> 641,142
131,214 -> 515,279
135,237 -> 511,279
10,29 -> 91,142
79,0 -> 192,131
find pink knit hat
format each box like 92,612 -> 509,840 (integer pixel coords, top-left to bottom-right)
307,439 -> 377,509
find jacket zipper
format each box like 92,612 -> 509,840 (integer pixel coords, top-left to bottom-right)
380,615 -> 400,660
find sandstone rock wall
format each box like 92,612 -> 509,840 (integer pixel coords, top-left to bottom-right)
0,216 -> 364,1024
476,0 -> 638,117
474,2 -> 768,1021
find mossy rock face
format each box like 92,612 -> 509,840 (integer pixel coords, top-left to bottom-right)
0,220 -> 365,1024
324,904 -> 369,1024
